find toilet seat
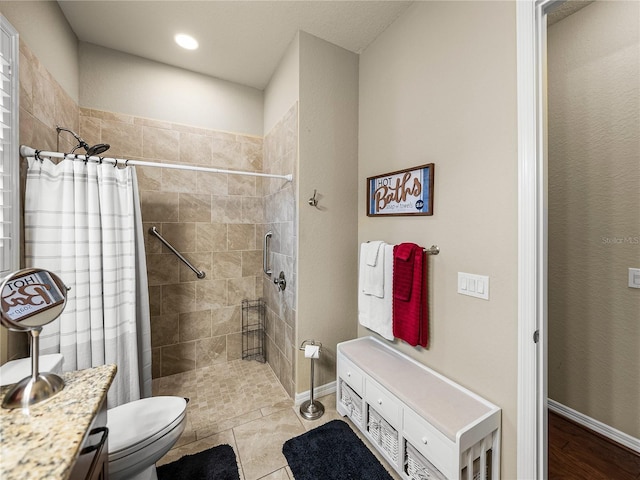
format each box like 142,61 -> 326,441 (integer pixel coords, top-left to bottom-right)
108,396 -> 187,461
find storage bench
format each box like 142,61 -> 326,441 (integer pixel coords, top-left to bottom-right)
337,337 -> 501,480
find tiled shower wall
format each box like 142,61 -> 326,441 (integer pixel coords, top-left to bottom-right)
262,103 -> 298,397
12,40 -> 79,361
78,109 -> 265,378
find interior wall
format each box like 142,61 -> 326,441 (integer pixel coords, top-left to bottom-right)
79,42 -> 264,136
296,31 -> 359,392
547,0 -> 640,439
358,2 -> 518,477
263,32 -> 299,136
1,1 -> 79,102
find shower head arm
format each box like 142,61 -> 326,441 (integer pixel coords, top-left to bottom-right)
56,125 -> 90,153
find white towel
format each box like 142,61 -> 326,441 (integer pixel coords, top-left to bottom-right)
358,243 -> 394,340
361,241 -> 385,298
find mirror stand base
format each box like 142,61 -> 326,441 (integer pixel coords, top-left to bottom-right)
2,372 -> 65,410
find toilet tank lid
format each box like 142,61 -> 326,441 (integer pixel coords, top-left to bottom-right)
0,354 -> 64,386
107,396 -> 187,453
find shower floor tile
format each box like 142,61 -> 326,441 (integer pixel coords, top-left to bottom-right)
155,359 -> 401,480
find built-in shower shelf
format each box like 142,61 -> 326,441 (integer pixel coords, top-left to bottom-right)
242,298 -> 265,363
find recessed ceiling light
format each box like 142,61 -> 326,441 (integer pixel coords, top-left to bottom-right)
175,34 -> 198,50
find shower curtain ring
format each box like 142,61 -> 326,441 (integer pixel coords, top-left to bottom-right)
114,159 -> 118,168
34,150 -> 43,162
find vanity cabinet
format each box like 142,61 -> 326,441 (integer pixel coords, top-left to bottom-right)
337,337 -> 501,480
69,395 -> 109,480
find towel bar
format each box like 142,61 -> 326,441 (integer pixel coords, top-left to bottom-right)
367,241 -> 440,255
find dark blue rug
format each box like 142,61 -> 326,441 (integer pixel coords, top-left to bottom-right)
283,419 -> 393,480
157,444 -> 240,480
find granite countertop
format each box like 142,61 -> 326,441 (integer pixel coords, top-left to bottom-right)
0,364 -> 116,480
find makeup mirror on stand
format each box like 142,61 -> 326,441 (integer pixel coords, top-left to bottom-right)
0,268 -> 68,410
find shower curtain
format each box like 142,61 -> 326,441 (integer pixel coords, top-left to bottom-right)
24,156 -> 151,407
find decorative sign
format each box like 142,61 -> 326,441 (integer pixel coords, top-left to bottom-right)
367,164 -> 434,216
0,270 -> 66,323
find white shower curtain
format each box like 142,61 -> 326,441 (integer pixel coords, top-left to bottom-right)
24,156 -> 151,407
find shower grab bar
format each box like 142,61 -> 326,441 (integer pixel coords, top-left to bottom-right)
149,226 -> 206,279
263,231 -> 273,277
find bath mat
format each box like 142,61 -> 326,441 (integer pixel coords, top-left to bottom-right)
157,444 -> 240,480
282,419 -> 394,480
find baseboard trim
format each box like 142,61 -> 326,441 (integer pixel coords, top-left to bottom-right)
548,399 -> 640,454
294,381 -> 336,406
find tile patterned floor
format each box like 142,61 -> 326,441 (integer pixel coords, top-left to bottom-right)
153,359 -> 402,480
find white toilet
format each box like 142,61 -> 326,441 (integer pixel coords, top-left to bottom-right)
0,355 -> 187,480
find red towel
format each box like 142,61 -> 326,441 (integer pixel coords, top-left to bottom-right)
392,243 -> 428,347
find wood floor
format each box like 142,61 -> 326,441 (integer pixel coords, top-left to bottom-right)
549,411 -> 640,479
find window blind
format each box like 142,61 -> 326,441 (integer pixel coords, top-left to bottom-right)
0,17 -> 19,280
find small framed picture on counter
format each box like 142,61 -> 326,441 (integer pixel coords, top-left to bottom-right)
367,163 -> 434,216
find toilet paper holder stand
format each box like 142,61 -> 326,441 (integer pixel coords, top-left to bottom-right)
299,340 -> 324,420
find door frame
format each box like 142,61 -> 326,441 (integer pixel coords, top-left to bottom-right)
516,1 -> 562,478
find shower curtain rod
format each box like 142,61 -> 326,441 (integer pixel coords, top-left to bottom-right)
20,146 -> 293,182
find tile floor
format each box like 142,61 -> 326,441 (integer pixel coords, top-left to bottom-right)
153,359 -> 402,480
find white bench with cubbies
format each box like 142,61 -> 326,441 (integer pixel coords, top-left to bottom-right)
337,336 -> 501,480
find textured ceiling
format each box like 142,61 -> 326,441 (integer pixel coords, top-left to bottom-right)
58,1 -> 413,90
547,1 -> 594,26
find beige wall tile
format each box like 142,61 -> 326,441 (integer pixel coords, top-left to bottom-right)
228,224 -> 256,251
227,333 -> 242,361
161,283 -> 196,315
32,66 -> 56,128
228,175 -> 256,196
161,168 -> 198,193
101,119 -> 143,157
179,310 -> 212,343
151,314 -> 179,347
161,342 -> 196,376
243,197 -> 264,223
211,306 -> 241,337
143,222 -> 162,254
180,132 -> 213,165
195,280 -> 227,311
196,223 -> 227,253
143,126 -> 180,161
196,171 -> 228,196
79,116 -> 102,146
148,286 -> 162,316
179,252 -> 211,283
161,222 -> 196,253
196,336 -> 227,368
212,251 -> 242,280
146,253 -> 180,286
136,165 -> 162,191
242,251 -> 263,277
54,84 -> 78,133
19,50 -> 34,115
179,193 -> 211,222
228,277 -> 259,305
141,191 -> 180,222
152,348 -> 162,378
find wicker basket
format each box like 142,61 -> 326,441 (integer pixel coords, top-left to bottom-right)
340,380 -> 363,426
368,407 -> 399,463
405,441 -> 447,480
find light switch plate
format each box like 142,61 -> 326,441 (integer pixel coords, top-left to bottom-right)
458,272 -> 489,300
629,268 -> 640,289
